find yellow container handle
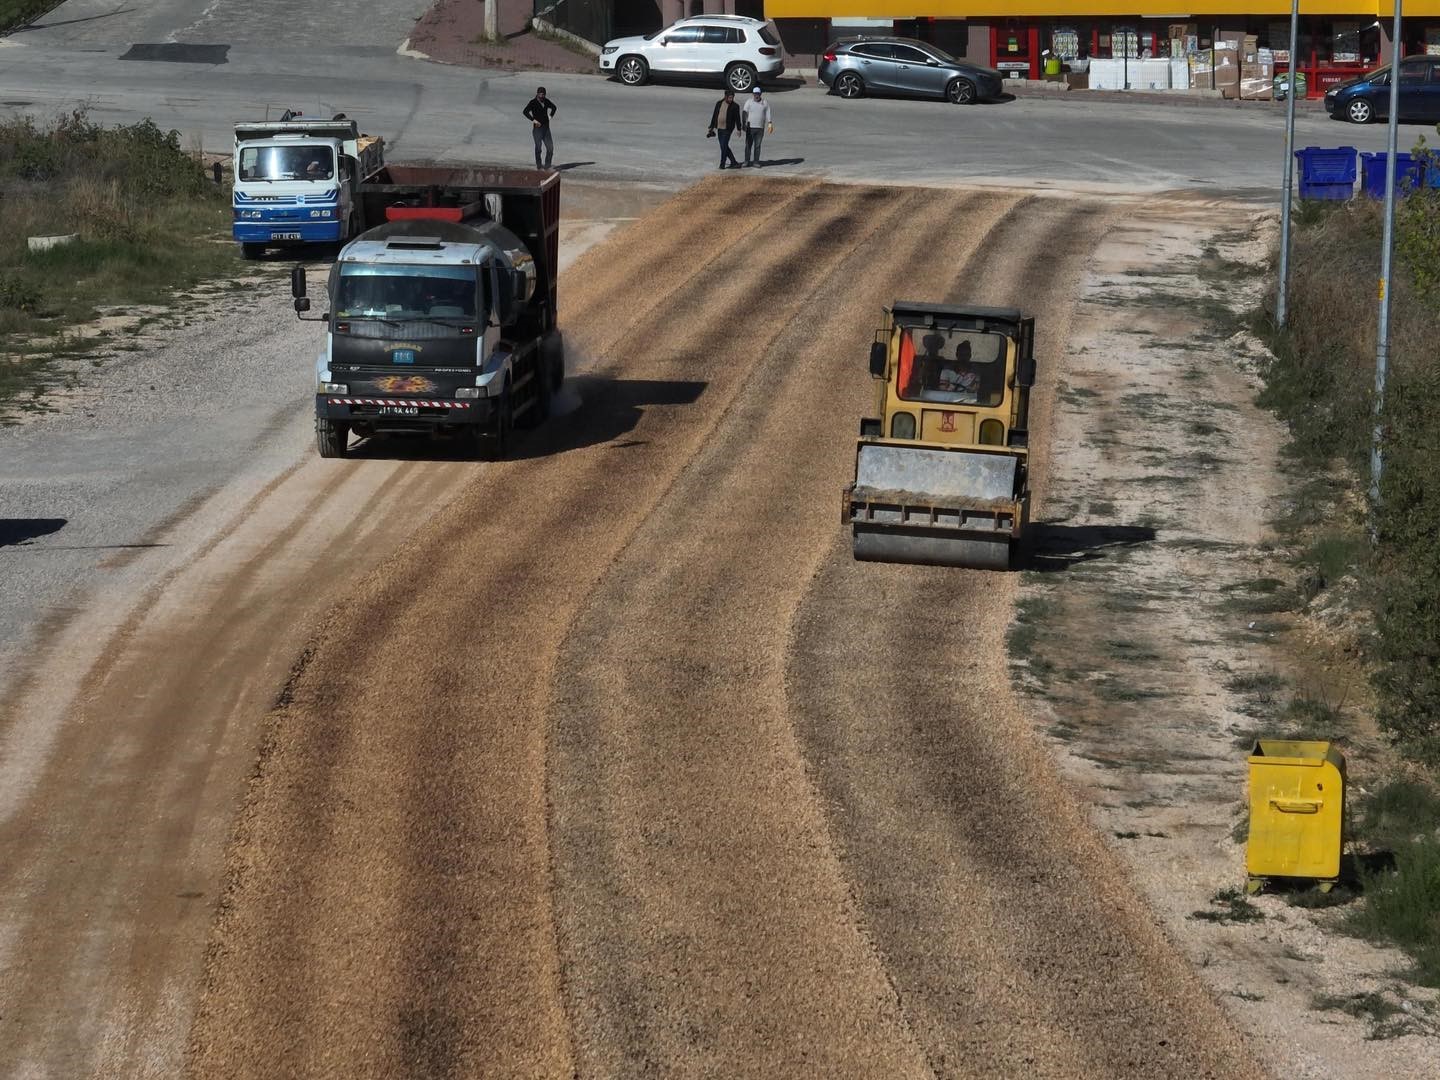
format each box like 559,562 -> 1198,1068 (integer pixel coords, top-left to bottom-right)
1270,798 -> 1322,814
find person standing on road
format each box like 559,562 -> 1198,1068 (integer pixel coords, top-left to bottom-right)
740,86 -> 772,168
523,86 -> 557,170
708,89 -> 741,170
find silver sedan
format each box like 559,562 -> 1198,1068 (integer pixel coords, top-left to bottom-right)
819,37 -> 1006,104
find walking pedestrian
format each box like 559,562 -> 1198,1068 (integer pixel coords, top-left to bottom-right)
523,86 -> 557,169
740,86 -> 772,168
708,89 -> 741,170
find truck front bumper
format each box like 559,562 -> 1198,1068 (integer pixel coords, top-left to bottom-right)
234,220 -> 342,244
317,395 -> 493,429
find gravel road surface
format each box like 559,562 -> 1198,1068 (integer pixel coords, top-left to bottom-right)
182,177 -> 1262,1077
0,183 -> 662,1078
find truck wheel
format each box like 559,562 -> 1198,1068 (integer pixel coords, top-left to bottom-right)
481,387 -> 512,460
241,242 -> 265,260
316,418 -> 349,458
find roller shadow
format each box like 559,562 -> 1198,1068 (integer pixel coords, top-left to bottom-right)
1020,522 -> 1157,572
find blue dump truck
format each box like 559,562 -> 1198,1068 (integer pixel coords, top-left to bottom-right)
232,115 -> 385,257
290,164 -> 564,460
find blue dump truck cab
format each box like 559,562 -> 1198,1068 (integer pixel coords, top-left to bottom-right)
232,116 -> 385,258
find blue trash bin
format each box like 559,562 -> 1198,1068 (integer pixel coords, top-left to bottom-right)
1295,146 -> 1358,200
1360,152 -> 1425,197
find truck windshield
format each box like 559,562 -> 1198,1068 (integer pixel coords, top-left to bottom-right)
238,145 -> 335,181
896,327 -> 1007,407
336,264 -> 480,322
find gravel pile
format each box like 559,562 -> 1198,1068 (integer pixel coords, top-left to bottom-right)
186,177 -> 1261,1077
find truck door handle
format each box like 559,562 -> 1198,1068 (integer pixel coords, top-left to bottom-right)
1269,798 -> 1322,814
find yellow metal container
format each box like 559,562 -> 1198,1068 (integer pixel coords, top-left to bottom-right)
1246,740 -> 1345,887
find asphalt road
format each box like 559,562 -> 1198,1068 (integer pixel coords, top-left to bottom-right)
0,11 -> 1398,196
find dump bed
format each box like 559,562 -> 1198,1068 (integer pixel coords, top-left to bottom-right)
234,119 -> 359,144
358,164 -> 561,332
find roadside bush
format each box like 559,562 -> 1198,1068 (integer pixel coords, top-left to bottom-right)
0,111 -> 210,197
1352,834 -> 1440,987
0,0 -> 59,32
1260,159 -> 1440,773
0,109 -> 232,401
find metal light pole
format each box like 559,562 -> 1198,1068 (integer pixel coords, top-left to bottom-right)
1276,0 -> 1301,326
1372,0 -> 1404,517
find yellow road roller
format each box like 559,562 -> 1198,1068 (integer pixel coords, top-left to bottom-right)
843,302 -> 1034,570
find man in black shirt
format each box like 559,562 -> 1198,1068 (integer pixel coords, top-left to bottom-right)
707,89 -> 741,170
522,86 -> 557,169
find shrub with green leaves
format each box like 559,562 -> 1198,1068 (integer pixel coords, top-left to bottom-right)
1260,132 -> 1440,772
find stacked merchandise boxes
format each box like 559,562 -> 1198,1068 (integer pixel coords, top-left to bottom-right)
1240,34 -> 1274,100
1192,43 -> 1241,98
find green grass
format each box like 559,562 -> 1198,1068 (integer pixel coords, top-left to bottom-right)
1191,886 -> 1264,924
0,0 -> 59,31
1,111 -> 237,410
1311,990 -> 1419,1039
1340,781 -> 1440,987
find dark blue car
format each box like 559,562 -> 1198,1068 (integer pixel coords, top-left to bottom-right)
1326,55 -> 1440,123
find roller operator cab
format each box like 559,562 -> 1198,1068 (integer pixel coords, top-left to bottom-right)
844,302 -> 1035,570
293,165 -> 563,459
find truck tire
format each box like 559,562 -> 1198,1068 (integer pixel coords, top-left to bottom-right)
316,418 -> 349,458
480,386 -> 512,460
526,330 -> 564,425
241,242 -> 265,260
544,330 -> 566,394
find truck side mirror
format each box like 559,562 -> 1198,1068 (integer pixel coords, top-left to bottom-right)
290,266 -> 307,299
294,297 -> 311,314
869,341 -> 887,378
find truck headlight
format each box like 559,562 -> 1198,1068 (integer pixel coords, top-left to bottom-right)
455,386 -> 481,399
321,382 -> 348,394
601,45 -> 617,54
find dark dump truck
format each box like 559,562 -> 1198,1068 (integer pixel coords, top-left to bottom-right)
291,164 -> 563,458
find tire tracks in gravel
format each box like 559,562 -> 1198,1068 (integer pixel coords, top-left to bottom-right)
544,187 -> 1023,1077
183,177 -> 895,1078
0,455 -> 470,1078
783,198 -> 1264,1077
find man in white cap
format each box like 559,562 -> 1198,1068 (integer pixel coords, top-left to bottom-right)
740,85 -> 772,168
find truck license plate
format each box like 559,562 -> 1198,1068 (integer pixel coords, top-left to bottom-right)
379,405 -> 420,416
272,231 -> 303,240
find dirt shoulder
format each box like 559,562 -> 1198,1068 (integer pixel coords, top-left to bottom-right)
1011,197 -> 1440,1074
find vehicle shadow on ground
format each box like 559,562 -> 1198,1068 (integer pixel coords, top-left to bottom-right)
1020,522 -> 1157,572
508,374 -> 707,460
0,518 -> 67,547
348,375 -> 707,462
610,76 -> 805,94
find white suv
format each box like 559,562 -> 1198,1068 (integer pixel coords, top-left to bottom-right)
599,15 -> 786,92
